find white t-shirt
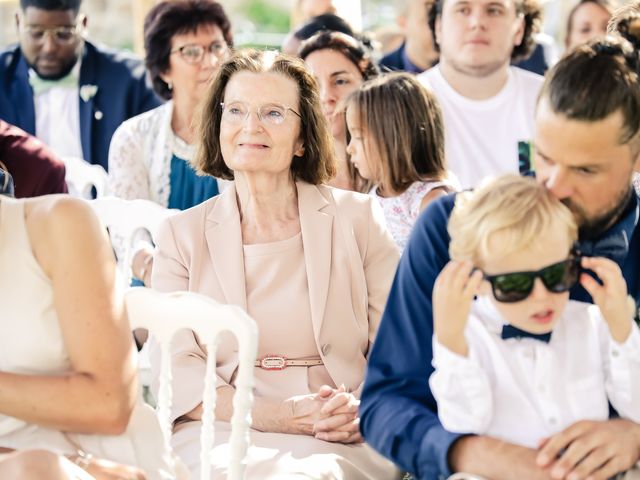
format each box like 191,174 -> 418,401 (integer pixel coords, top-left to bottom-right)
418,66 -> 544,189
430,296 -> 640,449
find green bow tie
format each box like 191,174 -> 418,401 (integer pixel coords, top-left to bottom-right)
28,71 -> 78,96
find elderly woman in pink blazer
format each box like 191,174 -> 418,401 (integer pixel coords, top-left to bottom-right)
152,50 -> 401,479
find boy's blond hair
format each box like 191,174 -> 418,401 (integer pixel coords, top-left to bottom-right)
448,175 -> 578,266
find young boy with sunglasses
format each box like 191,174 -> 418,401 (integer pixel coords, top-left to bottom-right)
430,174 -> 640,449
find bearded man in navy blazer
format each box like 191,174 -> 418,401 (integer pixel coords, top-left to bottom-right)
0,0 -> 161,171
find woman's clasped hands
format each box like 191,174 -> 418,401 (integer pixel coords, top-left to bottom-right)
289,384 -> 363,444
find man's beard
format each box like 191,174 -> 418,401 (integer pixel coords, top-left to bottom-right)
563,188 -> 634,241
29,56 -> 77,81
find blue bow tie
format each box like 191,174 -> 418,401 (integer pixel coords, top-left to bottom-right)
501,324 -> 552,343
576,231 -> 629,263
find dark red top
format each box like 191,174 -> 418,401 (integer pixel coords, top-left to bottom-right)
0,120 -> 68,198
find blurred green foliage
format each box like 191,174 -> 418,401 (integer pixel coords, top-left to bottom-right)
241,0 -> 290,33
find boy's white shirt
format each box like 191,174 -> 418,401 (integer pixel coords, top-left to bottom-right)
430,296 -> 640,448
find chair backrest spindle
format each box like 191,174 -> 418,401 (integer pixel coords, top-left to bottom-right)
125,288 -> 258,480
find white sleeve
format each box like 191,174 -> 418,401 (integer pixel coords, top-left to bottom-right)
429,335 -> 494,434
108,119 -> 151,201
599,307 -> 640,422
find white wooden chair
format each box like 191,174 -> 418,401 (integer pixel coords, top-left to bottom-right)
90,196 -> 178,286
125,288 -> 258,480
90,197 -> 178,406
61,156 -> 109,199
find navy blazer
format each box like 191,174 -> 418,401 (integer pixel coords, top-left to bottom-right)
361,192 -> 640,479
379,44 -> 405,72
379,43 -> 436,74
0,41 -> 162,170
513,43 -> 549,76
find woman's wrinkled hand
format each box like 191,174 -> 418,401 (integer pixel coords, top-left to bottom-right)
131,246 -> 154,287
287,392 -> 328,436
313,385 -> 363,444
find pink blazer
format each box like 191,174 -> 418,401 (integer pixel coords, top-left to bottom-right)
152,181 -> 399,423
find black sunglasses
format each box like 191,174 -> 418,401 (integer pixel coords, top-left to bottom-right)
482,256 -> 581,303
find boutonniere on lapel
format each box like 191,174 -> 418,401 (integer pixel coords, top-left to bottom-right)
79,84 -> 98,102
79,84 -> 103,120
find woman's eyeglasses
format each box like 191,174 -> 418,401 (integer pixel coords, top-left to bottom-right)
482,256 -> 581,303
220,102 -> 301,127
171,42 -> 227,64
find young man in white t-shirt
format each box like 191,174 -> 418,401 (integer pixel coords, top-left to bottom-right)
418,0 -> 545,189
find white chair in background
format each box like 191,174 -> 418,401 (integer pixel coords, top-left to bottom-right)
125,288 -> 258,480
90,196 -> 178,286
61,156 -> 109,199
91,196 -> 178,406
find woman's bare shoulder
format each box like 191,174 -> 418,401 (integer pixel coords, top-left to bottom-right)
24,196 -> 108,271
25,195 -> 97,232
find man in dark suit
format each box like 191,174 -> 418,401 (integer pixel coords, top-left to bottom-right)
0,119 -> 67,197
0,0 -> 161,171
379,0 -> 438,73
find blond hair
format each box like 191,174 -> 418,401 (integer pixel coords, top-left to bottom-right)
448,175 -> 577,265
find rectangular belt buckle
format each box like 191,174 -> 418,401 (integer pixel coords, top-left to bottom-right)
259,355 -> 287,370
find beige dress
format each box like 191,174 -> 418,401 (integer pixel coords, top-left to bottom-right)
172,232 -> 399,479
0,196 -> 174,479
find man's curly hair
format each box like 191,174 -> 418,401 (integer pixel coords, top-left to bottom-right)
427,0 -> 543,63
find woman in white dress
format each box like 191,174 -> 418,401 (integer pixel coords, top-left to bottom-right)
0,185 -> 173,479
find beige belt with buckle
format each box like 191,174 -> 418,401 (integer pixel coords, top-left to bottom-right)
255,355 -> 324,371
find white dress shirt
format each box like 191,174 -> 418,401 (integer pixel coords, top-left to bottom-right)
430,296 -> 640,448
32,63 -> 84,160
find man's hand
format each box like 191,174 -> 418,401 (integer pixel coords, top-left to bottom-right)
449,435 -> 552,480
537,419 -> 640,480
